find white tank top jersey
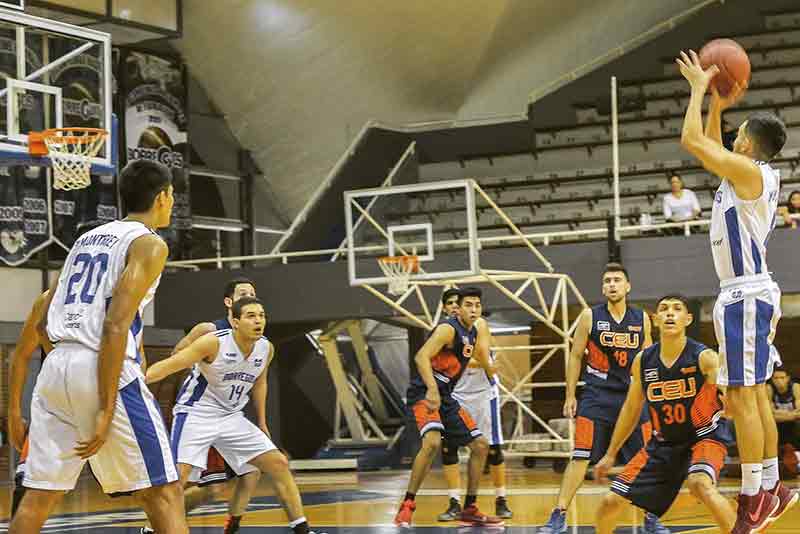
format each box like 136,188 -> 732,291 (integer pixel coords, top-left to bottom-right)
709,162 -> 780,282
47,220 -> 161,364
453,352 -> 500,400
175,330 -> 273,416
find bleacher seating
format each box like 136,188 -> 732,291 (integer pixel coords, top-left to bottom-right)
385,11 -> 800,246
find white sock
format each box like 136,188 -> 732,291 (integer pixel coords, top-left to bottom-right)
496,487 -> 506,498
742,463 -> 764,496
448,489 -> 460,501
762,457 -> 779,491
289,516 -> 308,528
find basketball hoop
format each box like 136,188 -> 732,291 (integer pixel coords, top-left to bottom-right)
377,255 -> 419,295
29,128 -> 108,190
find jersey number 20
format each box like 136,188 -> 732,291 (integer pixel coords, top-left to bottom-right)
65,253 -> 109,305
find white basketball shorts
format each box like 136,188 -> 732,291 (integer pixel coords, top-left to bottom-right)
453,390 -> 504,446
713,274 -> 782,387
24,343 -> 178,494
171,410 -> 275,476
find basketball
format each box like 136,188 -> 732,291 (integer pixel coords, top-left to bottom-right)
698,38 -> 751,96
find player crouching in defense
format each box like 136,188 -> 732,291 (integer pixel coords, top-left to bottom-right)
394,287 -> 503,528
145,297 -> 323,534
594,295 -> 736,534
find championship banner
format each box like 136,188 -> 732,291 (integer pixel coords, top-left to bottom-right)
123,51 -> 191,259
0,166 -> 50,266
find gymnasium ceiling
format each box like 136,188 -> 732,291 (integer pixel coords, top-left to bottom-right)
175,0 -> 708,224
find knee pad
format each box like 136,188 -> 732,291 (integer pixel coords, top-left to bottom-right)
441,441 -> 459,465
488,444 -> 504,466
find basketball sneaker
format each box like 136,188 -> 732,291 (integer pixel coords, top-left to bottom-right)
223,515 -> 241,534
537,508 -> 566,533
768,482 -> 799,523
731,489 -> 779,534
139,529 -> 155,534
437,497 -> 461,521
459,504 -> 504,527
643,512 -> 671,534
495,496 -> 513,519
393,499 -> 416,528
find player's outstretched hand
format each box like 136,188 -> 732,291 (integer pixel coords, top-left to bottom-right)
8,413 -> 27,453
75,408 -> 114,459
676,50 -> 719,90
594,454 -> 614,483
424,388 -> 441,412
563,396 -> 577,418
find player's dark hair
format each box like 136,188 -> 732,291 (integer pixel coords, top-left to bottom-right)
603,262 -> 629,281
442,288 -> 461,305
746,112 -> 787,161
772,368 -> 788,376
119,160 -> 172,214
458,287 -> 482,303
657,294 -> 691,309
231,296 -> 264,319
224,277 -> 256,301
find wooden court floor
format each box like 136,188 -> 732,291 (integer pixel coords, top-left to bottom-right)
0,466 -> 798,533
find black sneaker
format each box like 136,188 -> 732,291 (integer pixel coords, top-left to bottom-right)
438,497 -> 462,521
495,497 -> 513,519
139,529 -> 155,534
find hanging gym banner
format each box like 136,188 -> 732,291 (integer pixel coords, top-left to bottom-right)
0,166 -> 51,266
122,50 -> 191,260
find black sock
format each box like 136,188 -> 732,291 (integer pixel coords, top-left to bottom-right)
292,521 -> 309,534
465,494 -> 477,508
405,492 -> 416,502
224,515 -> 242,534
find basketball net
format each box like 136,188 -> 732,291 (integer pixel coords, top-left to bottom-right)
29,128 -> 108,190
377,255 -> 419,295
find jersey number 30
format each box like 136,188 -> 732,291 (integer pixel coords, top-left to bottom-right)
65,253 -> 109,305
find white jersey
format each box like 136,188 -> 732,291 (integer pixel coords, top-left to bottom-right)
709,162 -> 780,282
175,330 -> 272,416
453,352 -> 499,400
47,220 -> 161,365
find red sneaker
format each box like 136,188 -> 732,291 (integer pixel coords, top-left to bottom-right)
768,482 -> 799,523
459,504 -> 505,528
393,499 -> 416,528
732,490 -> 779,534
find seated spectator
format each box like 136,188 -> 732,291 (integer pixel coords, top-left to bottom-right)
768,368 -> 800,477
779,190 -> 800,229
663,174 -> 700,222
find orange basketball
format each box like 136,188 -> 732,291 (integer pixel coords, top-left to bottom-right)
698,38 -> 751,96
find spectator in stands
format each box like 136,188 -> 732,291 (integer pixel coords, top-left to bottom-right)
662,174 -> 701,227
779,190 -> 800,229
768,368 -> 800,477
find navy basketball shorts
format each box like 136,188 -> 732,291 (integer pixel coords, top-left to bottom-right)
408,385 -> 482,448
572,396 -> 652,464
611,437 -> 727,517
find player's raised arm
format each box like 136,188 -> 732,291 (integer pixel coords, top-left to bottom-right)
594,352 -> 646,481
414,324 -> 455,411
8,291 -> 49,453
173,321 -> 217,354
146,332 -> 220,384
564,308 -> 592,418
677,50 -> 763,199
705,83 -> 745,146
251,341 -> 275,437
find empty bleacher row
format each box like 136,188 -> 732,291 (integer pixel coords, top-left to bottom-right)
380,10 -> 800,246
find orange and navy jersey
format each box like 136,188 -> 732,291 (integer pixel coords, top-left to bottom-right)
641,338 -> 722,444
584,304 -> 645,393
409,317 -> 477,393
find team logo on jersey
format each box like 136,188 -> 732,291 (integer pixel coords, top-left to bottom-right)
223,352 -> 238,360
680,366 -> 697,375
730,289 -> 743,300
646,377 -> 697,402
599,331 -> 640,349
596,321 -> 610,331
644,368 -> 659,382
253,358 -> 263,367
628,325 -> 641,332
